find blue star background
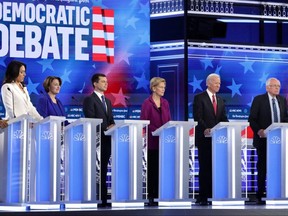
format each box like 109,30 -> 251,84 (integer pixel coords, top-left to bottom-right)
188,47 -> 288,120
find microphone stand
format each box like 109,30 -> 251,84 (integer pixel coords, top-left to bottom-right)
7,87 -> 16,118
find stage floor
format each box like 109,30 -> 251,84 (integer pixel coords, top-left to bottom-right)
1,202 -> 288,216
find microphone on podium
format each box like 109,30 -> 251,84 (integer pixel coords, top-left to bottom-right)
71,96 -> 81,105
7,87 -> 16,118
125,97 -> 130,119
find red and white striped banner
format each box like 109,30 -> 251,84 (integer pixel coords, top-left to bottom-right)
92,7 -> 114,63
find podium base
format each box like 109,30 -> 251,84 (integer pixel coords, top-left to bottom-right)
157,199 -> 192,207
64,202 -> 98,209
0,203 -> 30,211
112,202 -> 144,208
210,198 -> 247,206
265,199 -> 288,205
29,203 -> 62,210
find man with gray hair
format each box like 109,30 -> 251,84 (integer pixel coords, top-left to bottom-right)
249,77 -> 288,205
193,73 -> 229,205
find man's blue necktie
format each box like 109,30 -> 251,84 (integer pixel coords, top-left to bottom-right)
101,95 -> 106,112
272,98 -> 278,122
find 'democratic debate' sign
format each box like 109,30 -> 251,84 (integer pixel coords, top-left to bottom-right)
0,1 -> 114,63
0,0 -> 150,120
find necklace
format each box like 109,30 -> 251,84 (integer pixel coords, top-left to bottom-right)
17,82 -> 25,93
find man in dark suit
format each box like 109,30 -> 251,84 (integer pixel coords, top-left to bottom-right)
193,73 -> 228,205
83,73 -> 115,207
249,77 -> 288,205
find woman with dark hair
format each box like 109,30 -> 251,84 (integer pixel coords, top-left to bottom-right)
37,76 -> 66,119
1,60 -> 42,120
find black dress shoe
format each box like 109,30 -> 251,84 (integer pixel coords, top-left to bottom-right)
98,202 -> 111,208
98,203 -> 106,208
145,198 -> 158,206
256,199 -> 265,205
199,201 -> 209,206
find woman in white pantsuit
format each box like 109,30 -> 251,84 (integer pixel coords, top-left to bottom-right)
1,60 -> 42,121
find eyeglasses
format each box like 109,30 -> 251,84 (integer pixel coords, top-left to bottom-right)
269,84 -> 281,88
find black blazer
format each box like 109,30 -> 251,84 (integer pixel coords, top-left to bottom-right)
83,92 -> 115,132
193,91 -> 229,146
249,93 -> 288,148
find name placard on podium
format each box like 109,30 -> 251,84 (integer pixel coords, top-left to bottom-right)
265,123 -> 288,204
64,118 -> 102,205
210,121 -> 249,205
105,120 -> 150,207
152,121 -> 194,206
0,114 -> 34,204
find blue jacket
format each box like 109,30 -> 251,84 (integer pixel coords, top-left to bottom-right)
37,93 -> 66,121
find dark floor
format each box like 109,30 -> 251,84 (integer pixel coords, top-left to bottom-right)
1,201 -> 288,216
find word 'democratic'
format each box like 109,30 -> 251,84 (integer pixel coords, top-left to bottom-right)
0,2 -> 114,63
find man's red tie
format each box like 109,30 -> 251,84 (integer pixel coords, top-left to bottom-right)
212,94 -> 217,114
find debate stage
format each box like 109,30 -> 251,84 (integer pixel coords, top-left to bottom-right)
1,203 -> 288,216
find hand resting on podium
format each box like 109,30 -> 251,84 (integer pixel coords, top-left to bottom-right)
204,128 -> 212,137
257,129 -> 266,138
0,119 -> 8,129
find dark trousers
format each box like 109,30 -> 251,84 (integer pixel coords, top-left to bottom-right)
147,149 -> 159,200
256,145 -> 267,199
197,141 -> 212,202
100,135 -> 111,204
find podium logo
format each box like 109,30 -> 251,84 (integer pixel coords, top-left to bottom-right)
41,131 -> 53,140
74,133 -> 85,141
270,136 -> 281,144
13,130 -> 24,139
216,135 -> 228,144
96,132 -> 101,145
164,135 -> 176,143
119,134 -> 129,142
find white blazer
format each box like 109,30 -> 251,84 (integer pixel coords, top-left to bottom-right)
1,83 -> 43,121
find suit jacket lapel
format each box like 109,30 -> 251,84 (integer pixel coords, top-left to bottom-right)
93,93 -> 107,115
13,84 -> 29,106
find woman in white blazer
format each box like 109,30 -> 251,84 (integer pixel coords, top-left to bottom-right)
1,60 -> 43,121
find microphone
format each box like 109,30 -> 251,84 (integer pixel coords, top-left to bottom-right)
71,96 -> 81,105
125,97 -> 130,119
7,87 -> 16,118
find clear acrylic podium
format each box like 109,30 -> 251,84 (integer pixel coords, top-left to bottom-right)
0,114 -> 33,205
64,118 -> 103,207
152,121 -> 193,206
30,116 -> 66,205
105,120 -> 150,207
265,123 -> 288,204
210,121 -> 249,205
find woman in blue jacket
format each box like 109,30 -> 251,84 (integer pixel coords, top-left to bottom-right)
37,76 -> 66,118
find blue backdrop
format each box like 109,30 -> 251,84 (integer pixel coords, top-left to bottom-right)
0,0 -> 150,119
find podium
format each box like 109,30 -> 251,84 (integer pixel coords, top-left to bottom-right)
0,114 -> 34,205
152,121 -> 193,206
64,118 -> 102,206
265,123 -> 288,204
210,121 -> 249,205
30,116 -> 66,205
105,120 -> 150,207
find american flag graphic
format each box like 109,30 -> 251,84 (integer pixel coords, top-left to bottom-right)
92,7 -> 114,63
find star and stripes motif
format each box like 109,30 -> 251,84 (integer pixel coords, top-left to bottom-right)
92,6 -> 114,63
